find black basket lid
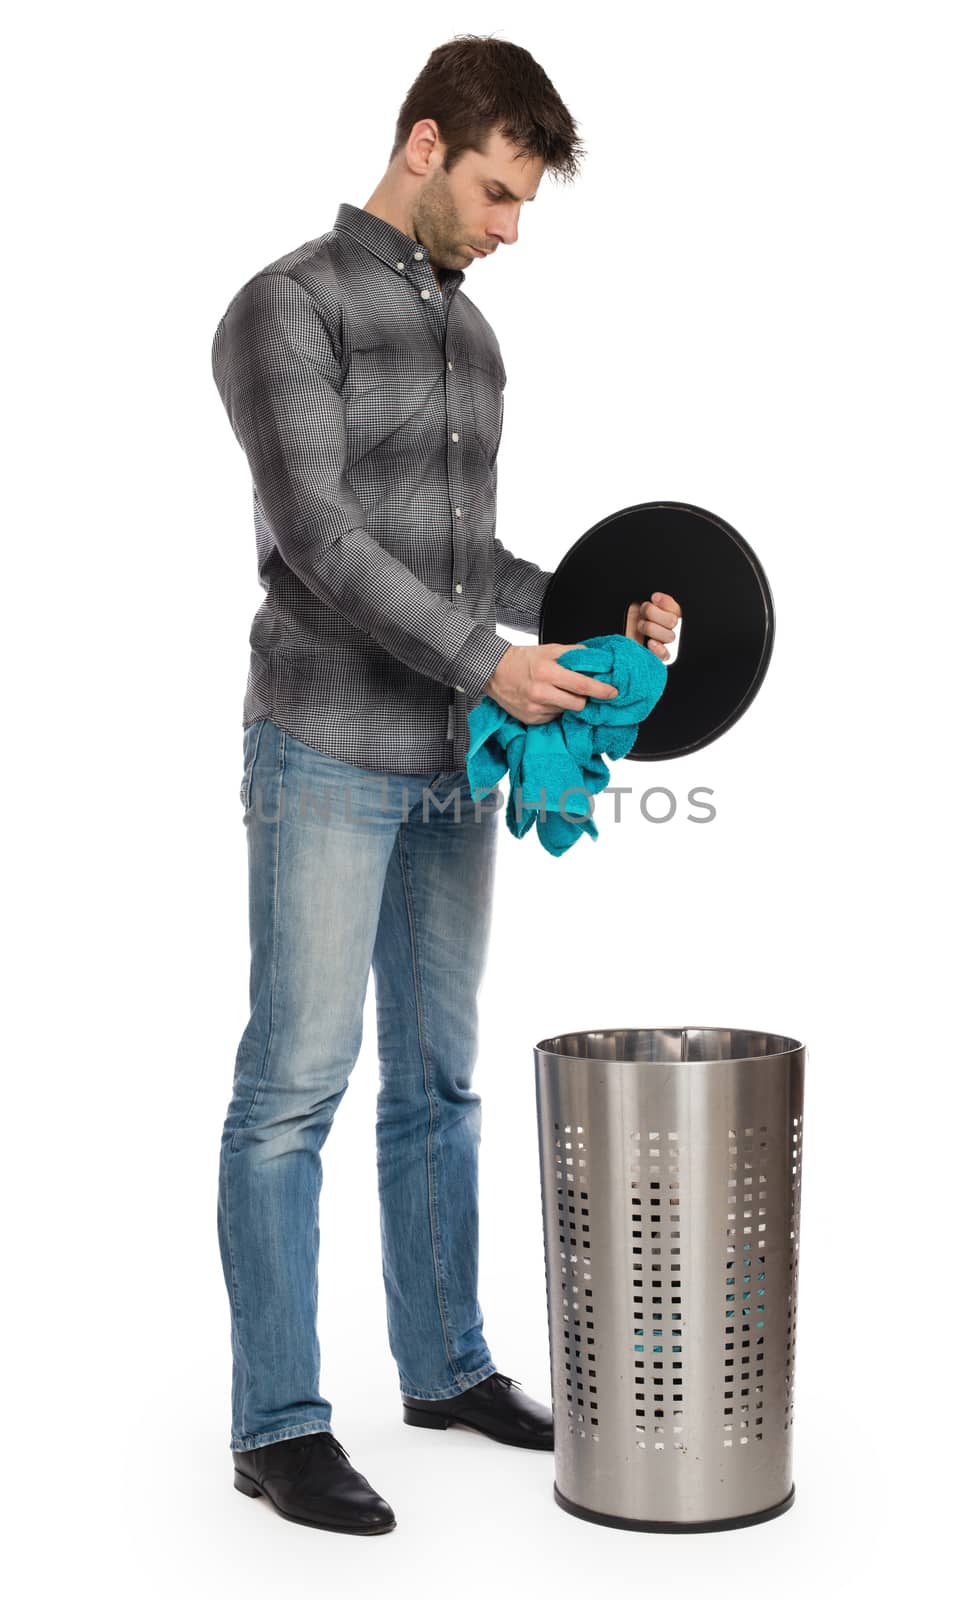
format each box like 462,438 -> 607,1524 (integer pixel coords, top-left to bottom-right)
539,500 -> 775,759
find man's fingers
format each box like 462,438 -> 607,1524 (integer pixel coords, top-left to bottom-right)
543,645 -> 618,699
640,597 -> 679,630
651,591 -> 682,616
547,686 -> 605,711
641,617 -> 678,642
552,665 -> 618,698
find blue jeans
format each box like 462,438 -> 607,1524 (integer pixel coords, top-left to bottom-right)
217,717 -> 502,1451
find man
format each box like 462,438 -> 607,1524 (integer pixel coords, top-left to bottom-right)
212,34 -> 681,1537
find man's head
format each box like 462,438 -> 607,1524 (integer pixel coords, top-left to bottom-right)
379,34 -> 585,271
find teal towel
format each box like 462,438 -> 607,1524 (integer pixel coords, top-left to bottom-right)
465,633 -> 668,856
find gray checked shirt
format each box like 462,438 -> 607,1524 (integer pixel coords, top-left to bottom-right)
211,200 -> 554,775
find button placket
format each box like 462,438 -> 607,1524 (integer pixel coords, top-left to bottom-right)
408,258 -> 470,751
442,340 -> 469,610
444,335 -> 470,744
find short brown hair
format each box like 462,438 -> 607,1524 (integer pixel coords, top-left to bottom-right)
389,34 -> 586,183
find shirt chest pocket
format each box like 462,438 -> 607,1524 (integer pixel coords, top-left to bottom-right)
467,357 -> 506,466
343,342 -> 440,452
346,342 -> 423,398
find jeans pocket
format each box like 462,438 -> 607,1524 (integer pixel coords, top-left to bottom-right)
240,718 -> 267,810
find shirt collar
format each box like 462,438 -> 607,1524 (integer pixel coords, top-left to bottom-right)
332,200 -> 465,293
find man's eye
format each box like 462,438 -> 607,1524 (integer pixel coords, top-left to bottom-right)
486,189 -> 502,202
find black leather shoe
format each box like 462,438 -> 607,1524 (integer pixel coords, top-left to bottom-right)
402,1371 -> 554,1449
232,1431 -> 396,1534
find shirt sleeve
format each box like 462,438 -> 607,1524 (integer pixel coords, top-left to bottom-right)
211,269 -> 512,700
491,537 -> 554,633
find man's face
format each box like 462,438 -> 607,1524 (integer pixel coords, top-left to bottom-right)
411,128 -> 545,270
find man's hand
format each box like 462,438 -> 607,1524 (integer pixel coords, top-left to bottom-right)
481,591 -> 682,724
483,642 -> 621,725
626,592 -> 682,660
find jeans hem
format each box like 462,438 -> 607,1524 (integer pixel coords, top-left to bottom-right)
399,1359 -> 498,1401
231,1422 -> 333,1453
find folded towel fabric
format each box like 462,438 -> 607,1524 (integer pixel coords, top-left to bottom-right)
465,633 -> 668,856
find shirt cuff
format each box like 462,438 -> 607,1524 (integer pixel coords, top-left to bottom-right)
450,628 -> 513,701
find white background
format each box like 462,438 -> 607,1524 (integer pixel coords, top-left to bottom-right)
7,1 -> 960,1594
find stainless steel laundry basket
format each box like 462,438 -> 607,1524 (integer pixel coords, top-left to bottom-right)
533,1027 -> 805,1533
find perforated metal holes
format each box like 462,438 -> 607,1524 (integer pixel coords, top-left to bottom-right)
553,1122 -> 598,1442
723,1123 -> 769,1447
786,1112 -> 803,1431
629,1128 -> 684,1450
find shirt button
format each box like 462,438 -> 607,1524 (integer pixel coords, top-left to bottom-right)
451,431 -> 459,441
455,507 -> 461,517
455,583 -> 462,593
420,288 -> 431,300
414,250 -> 424,260
455,684 -> 464,693
395,261 -> 405,271
447,359 -> 454,370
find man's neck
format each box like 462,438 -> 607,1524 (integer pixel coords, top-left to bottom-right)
362,188 -> 446,285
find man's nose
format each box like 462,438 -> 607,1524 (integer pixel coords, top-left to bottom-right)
488,215 -> 519,247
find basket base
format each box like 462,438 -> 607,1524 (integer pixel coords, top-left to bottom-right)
553,1481 -> 795,1533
